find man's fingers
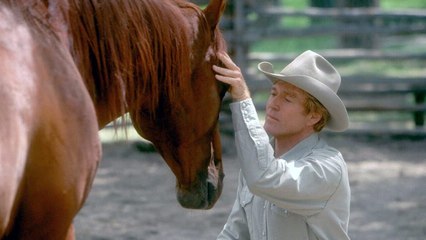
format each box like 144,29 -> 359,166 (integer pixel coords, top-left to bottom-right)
217,52 -> 239,71
213,65 -> 239,78
213,52 -> 251,101
215,74 -> 235,85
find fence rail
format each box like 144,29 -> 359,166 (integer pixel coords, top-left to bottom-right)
212,0 -> 426,135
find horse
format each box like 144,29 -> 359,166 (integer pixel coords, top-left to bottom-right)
0,0 -> 228,239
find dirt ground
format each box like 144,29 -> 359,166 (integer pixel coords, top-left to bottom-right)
74,133 -> 426,240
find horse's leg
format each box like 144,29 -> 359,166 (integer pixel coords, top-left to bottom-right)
0,80 -> 38,239
0,3 -> 99,237
0,117 -> 29,237
3,75 -> 100,239
7,118 -> 100,239
0,115 -> 91,239
0,27 -> 35,237
65,224 -> 76,240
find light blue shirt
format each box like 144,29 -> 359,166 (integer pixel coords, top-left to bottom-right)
217,99 -> 351,240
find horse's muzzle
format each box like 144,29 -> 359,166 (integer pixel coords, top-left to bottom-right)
176,154 -> 224,209
176,133 -> 224,209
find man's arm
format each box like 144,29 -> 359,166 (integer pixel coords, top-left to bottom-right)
217,173 -> 250,240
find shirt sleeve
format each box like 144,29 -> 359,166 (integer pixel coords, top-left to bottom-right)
230,99 -> 343,217
217,172 -> 250,240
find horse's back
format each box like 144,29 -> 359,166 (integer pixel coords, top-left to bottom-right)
0,3 -> 100,239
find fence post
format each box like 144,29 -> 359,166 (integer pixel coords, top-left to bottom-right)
414,92 -> 425,127
232,0 -> 247,71
336,0 -> 380,49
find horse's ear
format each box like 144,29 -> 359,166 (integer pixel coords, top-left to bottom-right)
203,0 -> 227,30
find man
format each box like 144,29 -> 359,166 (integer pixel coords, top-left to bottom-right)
213,50 -> 351,240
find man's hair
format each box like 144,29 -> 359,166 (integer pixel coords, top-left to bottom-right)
303,93 -> 330,132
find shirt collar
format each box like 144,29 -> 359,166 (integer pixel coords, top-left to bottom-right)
278,133 -> 320,161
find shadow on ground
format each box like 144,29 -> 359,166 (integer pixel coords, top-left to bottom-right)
75,134 -> 426,240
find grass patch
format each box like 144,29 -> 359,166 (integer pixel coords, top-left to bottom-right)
280,0 -> 426,9
251,35 -> 338,54
334,60 -> 426,77
380,0 -> 426,9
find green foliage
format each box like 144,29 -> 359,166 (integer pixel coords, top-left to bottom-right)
246,0 -> 426,128
251,36 -> 338,54
281,0 -> 426,9
381,0 -> 426,9
251,0 -> 426,54
281,0 -> 308,9
335,60 -> 426,77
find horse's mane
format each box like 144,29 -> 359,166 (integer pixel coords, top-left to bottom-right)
68,0 -> 210,116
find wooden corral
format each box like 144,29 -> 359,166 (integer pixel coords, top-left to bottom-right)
193,0 -> 426,136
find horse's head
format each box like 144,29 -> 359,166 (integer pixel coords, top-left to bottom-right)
130,0 -> 228,209
67,0 -> 228,209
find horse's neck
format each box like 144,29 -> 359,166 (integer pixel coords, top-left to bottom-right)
82,66 -> 134,129
17,0 -> 69,48
46,0 -> 70,48
63,0 -> 194,129
92,86 -> 132,129
94,101 -> 125,129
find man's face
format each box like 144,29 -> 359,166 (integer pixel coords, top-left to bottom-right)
263,81 -> 315,138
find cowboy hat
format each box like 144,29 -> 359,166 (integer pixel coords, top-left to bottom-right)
258,50 -> 349,132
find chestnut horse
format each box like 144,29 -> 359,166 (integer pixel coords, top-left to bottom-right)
0,0 -> 228,239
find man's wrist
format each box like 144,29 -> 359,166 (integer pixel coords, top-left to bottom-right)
233,95 -> 250,102
232,90 -> 251,102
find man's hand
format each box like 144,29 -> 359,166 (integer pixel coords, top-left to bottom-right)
213,52 -> 251,101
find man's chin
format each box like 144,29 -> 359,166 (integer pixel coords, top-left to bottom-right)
264,122 -> 278,135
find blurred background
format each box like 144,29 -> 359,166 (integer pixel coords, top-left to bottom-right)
195,0 -> 426,137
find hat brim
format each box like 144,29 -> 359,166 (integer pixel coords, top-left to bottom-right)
258,62 -> 349,132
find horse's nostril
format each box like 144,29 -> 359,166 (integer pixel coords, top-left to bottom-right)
207,181 -> 216,203
176,184 -> 209,209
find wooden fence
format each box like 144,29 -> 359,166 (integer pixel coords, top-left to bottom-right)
194,0 -> 426,136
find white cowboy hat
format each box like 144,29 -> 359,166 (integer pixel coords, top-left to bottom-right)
258,50 -> 349,132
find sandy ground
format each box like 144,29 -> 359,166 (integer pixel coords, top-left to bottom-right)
74,134 -> 426,240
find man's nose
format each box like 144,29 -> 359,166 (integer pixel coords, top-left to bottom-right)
267,97 -> 280,110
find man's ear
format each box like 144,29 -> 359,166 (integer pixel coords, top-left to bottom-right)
307,111 -> 322,127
